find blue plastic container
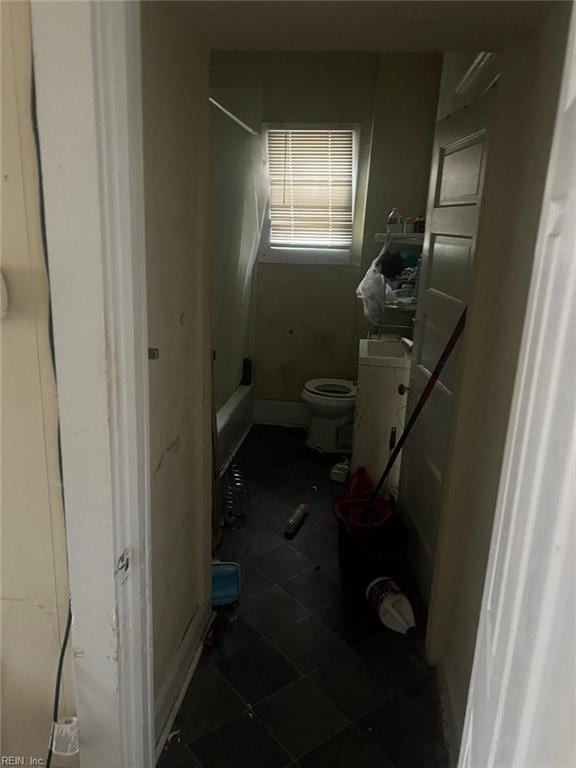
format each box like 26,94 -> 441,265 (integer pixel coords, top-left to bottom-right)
211,562 -> 241,607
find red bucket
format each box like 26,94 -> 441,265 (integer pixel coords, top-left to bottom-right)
332,495 -> 394,536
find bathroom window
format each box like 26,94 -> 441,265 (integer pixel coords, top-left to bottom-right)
263,126 -> 358,263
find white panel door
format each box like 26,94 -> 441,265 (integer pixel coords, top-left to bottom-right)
400,92 -> 493,596
460,14 -> 576,766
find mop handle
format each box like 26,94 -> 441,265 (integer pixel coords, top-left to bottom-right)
371,308 -> 468,501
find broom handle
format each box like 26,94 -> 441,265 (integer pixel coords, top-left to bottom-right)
371,308 -> 468,501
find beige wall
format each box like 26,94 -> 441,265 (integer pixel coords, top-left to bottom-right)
1,4 -> 76,764
211,51 -> 440,402
429,6 -> 570,745
211,51 -> 378,265
255,263 -> 361,400
359,52 -> 441,341
141,2 -> 212,732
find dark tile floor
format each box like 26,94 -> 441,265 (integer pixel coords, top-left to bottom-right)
158,426 -> 448,768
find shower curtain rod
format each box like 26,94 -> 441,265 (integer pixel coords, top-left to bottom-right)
209,97 -> 260,137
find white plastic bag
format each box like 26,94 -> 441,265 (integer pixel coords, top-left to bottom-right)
356,255 -> 393,327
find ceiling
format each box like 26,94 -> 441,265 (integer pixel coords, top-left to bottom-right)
178,1 -> 556,52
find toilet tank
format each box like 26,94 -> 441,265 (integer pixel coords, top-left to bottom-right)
352,337 -> 411,497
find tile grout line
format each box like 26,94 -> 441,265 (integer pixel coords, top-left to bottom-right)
348,721 -> 400,768
188,433 -> 440,768
188,610 -> 428,764
209,618 -> 352,724
249,676 -> 353,767
252,709 -> 298,766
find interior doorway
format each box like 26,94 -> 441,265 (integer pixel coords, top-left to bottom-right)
141,4 -> 573,762
152,6 -> 570,763
28,2 -> 573,768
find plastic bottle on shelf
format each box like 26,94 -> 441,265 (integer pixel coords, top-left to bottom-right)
386,208 -> 404,234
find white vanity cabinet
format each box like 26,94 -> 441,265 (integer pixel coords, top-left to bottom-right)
352,338 -> 411,496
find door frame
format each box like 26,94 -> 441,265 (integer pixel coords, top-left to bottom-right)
31,3 -> 154,766
30,1 -> 574,766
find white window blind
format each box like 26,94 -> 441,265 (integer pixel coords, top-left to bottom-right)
267,129 -> 355,249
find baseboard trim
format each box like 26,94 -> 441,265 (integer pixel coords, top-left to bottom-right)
254,399 -> 310,428
154,602 -> 212,758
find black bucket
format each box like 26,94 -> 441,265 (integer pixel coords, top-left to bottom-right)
333,495 -> 408,588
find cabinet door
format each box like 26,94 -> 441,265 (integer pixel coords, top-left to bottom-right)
352,363 -> 409,495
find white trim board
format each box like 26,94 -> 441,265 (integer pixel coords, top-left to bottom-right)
254,399 -> 310,427
31,3 -> 154,766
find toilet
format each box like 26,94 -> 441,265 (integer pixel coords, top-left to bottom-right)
301,378 -> 358,453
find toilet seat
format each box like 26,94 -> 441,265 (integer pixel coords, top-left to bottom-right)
301,378 -> 357,453
304,378 -> 357,399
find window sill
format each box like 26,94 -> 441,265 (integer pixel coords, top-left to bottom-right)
259,246 -> 351,266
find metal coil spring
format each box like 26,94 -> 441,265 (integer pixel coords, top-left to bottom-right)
222,464 -> 249,525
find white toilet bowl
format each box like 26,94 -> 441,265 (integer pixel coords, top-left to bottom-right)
301,378 -> 357,453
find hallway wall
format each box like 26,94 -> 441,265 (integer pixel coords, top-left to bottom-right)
1,3 -> 76,763
141,2 -> 213,737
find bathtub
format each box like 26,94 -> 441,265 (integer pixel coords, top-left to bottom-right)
215,384 -> 253,477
